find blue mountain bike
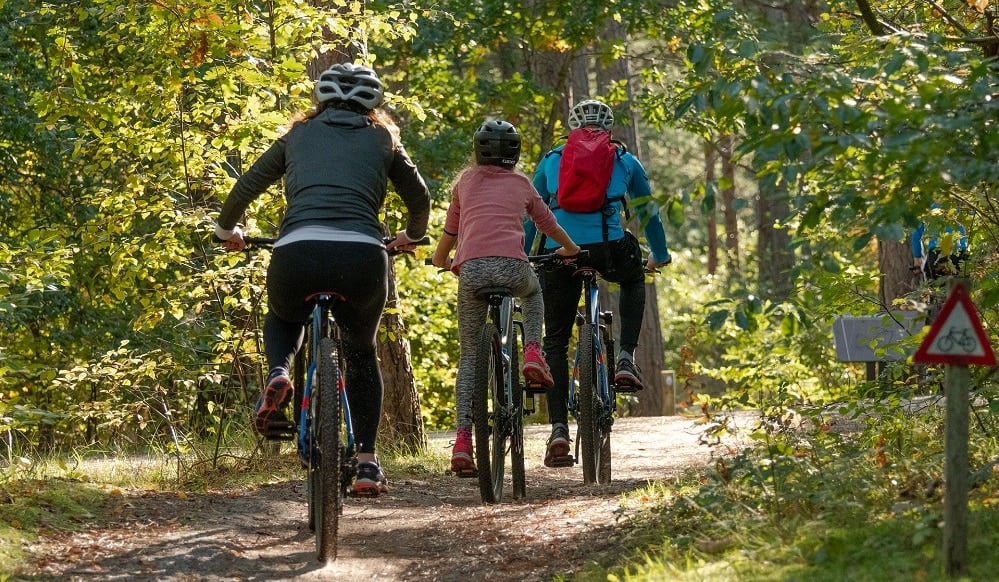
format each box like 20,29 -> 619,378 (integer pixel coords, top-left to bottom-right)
233,235 -> 425,562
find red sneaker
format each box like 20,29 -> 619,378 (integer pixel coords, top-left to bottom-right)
254,374 -> 293,437
522,342 -> 554,387
451,429 -> 475,476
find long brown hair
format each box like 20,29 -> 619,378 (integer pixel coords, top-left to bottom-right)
290,102 -> 402,149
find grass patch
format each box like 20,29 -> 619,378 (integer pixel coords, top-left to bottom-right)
0,476 -> 109,574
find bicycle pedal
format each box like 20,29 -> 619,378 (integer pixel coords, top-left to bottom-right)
454,467 -> 478,478
614,383 -> 642,394
523,381 -> 548,395
548,455 -> 575,468
261,423 -> 296,441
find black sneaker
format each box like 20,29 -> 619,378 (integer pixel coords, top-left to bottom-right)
352,461 -> 389,497
614,358 -> 644,392
544,423 -> 573,468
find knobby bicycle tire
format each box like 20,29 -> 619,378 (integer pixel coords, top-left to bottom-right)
596,326 -> 613,485
509,322 -> 526,500
577,323 -> 599,484
315,336 -> 342,562
473,323 -> 503,503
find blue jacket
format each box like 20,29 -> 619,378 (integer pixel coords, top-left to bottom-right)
524,143 -> 670,263
911,205 -> 968,259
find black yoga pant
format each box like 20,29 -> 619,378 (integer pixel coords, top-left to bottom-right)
264,240 -> 388,455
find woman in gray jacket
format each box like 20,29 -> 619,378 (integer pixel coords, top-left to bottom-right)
215,63 -> 431,496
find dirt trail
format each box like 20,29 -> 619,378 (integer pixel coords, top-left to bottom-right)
21,414 -> 753,581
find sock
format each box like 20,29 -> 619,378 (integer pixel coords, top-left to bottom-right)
457,427 -> 472,441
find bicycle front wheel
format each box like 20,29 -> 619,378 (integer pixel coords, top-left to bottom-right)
314,336 -> 342,562
473,323 -> 504,503
577,323 -> 599,484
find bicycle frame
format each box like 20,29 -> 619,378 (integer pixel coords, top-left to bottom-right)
297,295 -> 355,480
573,273 -> 615,411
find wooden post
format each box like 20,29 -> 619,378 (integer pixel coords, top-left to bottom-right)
943,364 -> 969,577
911,278 -> 995,578
661,370 -> 676,416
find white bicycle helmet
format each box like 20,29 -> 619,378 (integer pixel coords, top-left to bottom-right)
568,99 -> 614,130
314,63 -> 385,110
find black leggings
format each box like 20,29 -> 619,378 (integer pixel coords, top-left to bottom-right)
265,241 -> 388,454
540,232 -> 646,425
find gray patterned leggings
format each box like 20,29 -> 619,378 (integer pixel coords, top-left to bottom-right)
455,257 -> 543,430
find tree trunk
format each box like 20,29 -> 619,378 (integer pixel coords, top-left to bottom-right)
597,22 -> 665,417
307,0 -> 355,78
720,134 -> 740,273
757,183 -> 794,302
705,139 -> 718,275
878,237 -> 918,308
377,262 -> 427,451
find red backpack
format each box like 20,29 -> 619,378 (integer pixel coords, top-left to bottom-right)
556,128 -> 617,213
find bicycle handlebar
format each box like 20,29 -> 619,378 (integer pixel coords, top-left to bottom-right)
214,234 -> 430,254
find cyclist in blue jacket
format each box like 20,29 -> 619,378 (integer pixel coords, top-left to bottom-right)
911,205 -> 969,281
215,63 -> 431,496
524,99 -> 672,467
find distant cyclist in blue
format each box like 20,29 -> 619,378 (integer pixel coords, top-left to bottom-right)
524,99 -> 672,467
911,205 -> 969,281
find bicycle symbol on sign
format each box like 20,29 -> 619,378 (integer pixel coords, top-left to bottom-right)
935,328 -> 977,354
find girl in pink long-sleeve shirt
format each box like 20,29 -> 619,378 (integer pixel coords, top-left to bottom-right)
431,120 -> 579,475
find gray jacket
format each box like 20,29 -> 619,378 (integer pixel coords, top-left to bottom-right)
217,108 -> 430,242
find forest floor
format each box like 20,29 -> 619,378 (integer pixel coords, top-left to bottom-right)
17,413 -> 756,581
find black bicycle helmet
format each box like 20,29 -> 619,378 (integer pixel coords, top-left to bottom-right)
314,63 -> 384,110
473,120 -> 521,168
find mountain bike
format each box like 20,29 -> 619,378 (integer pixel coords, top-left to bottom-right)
424,258 -> 535,503
469,284 -> 527,503
533,252 -> 651,485
230,235 -> 425,562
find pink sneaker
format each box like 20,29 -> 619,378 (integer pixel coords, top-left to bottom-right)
451,428 -> 475,476
522,342 -> 554,387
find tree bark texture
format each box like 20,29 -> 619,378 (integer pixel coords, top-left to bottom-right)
705,139 -> 718,276
377,262 -> 427,451
720,134 -> 740,272
878,237 -> 918,307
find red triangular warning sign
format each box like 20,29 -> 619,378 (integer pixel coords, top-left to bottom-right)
913,282 -> 997,366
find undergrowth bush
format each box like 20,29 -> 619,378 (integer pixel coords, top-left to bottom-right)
604,399 -> 999,580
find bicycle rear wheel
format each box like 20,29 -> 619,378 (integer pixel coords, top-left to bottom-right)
596,404 -> 612,484
473,323 -> 504,503
314,336 -> 342,562
596,327 -> 613,484
509,323 -> 526,500
577,323 -> 599,484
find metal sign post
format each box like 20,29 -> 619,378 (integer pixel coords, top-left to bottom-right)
912,281 -> 996,578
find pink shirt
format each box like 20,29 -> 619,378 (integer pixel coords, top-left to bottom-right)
445,165 -> 560,272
